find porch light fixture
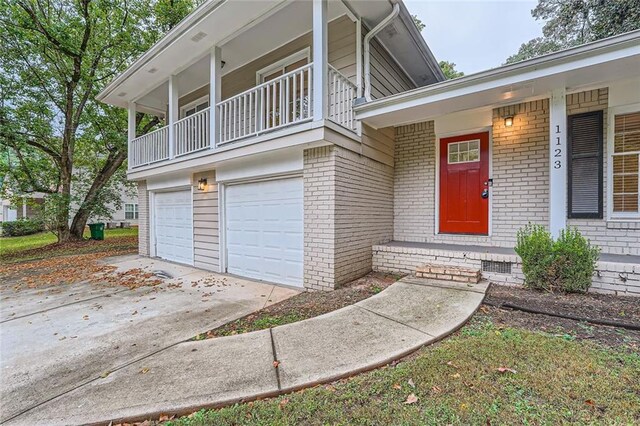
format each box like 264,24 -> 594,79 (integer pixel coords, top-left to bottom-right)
197,178 -> 207,191
504,116 -> 514,127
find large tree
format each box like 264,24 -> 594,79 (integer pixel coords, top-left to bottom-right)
0,0 -> 195,242
438,61 -> 464,80
506,0 -> 640,63
411,15 -> 465,80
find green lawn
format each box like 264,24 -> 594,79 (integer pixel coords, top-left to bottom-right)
170,320 -> 639,425
0,227 -> 138,257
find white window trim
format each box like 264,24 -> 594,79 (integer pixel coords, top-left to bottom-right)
179,95 -> 209,119
607,103 -> 640,220
256,47 -> 311,84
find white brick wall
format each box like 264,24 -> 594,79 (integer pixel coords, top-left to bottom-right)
393,99 -> 550,247
303,145 -> 394,290
335,147 -> 394,283
392,94 -> 639,256
304,146 -> 337,291
137,181 -> 149,256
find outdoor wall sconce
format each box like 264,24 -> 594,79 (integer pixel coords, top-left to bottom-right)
504,116 -> 514,127
197,178 -> 207,191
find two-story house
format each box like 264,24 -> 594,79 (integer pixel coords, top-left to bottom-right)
99,0 -> 640,296
97,0 -> 443,289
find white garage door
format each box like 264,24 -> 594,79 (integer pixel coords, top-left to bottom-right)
154,190 -> 193,265
225,178 -> 303,287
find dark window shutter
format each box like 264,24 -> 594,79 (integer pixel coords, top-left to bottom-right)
568,111 -> 603,218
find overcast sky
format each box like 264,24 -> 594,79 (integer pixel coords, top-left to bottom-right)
404,0 -> 544,75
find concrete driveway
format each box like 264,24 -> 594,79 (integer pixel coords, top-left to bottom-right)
0,255 -> 298,424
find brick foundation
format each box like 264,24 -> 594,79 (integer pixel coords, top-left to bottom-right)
416,264 -> 481,284
373,244 -> 639,297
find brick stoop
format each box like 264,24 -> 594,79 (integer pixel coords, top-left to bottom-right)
416,264 -> 481,284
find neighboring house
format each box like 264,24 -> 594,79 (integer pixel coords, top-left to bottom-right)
0,194 -> 45,223
98,0 -> 639,295
95,189 -> 140,227
0,176 -> 139,227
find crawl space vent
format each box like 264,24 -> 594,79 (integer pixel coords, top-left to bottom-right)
481,260 -> 512,274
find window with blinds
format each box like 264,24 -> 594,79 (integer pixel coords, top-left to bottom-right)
612,111 -> 640,216
568,111 -> 603,218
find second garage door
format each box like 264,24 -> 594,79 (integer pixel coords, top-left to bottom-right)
225,178 -> 303,287
154,189 -> 193,265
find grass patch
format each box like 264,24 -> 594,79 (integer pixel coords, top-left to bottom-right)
0,228 -> 138,263
170,324 -> 640,425
191,273 -> 398,341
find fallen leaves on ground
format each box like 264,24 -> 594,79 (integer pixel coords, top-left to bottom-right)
0,238 -> 165,291
496,367 -> 517,374
404,393 -> 418,404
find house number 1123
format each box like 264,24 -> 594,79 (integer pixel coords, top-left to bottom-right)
554,125 -> 562,169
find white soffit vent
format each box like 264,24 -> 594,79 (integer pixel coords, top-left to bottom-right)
147,67 -> 158,74
117,92 -> 127,97
190,31 -> 207,42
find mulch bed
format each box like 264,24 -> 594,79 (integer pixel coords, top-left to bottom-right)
195,272 -> 401,339
480,284 -> 640,349
485,285 -> 640,325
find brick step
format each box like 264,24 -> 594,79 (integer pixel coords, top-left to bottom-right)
416,264 -> 481,284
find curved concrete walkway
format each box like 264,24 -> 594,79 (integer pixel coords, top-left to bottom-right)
5,277 -> 488,426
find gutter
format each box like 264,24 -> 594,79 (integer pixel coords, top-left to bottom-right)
355,29 -> 640,116
363,3 -> 399,101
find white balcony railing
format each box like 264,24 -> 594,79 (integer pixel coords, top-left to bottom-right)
174,107 -> 210,156
328,65 -> 357,132
217,63 -> 313,145
129,64 -> 359,169
129,126 -> 169,167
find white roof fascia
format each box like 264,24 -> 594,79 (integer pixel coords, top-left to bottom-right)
355,30 -> 640,120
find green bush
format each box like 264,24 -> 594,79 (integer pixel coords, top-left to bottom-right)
1,218 -> 45,237
515,224 -> 600,293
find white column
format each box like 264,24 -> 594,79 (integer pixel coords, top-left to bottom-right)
210,46 -> 222,148
127,102 -> 137,141
312,0 -> 328,122
22,196 -> 27,218
127,102 -> 136,167
549,88 -> 568,238
355,18 -> 362,99
168,75 -> 179,159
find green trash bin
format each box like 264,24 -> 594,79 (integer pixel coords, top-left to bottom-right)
88,223 -> 105,240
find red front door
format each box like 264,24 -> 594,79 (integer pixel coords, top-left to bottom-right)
439,132 -> 489,235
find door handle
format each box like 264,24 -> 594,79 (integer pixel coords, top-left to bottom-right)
481,189 -> 489,199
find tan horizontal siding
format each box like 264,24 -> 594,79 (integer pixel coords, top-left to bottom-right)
192,170 -> 219,271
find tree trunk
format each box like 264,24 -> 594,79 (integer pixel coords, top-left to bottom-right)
69,150 -> 127,240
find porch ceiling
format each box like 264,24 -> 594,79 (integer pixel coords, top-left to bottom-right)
356,31 -> 640,129
99,0 -> 348,111
98,0 -> 444,112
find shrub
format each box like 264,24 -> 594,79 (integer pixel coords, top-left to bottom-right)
1,218 -> 45,237
515,224 -> 599,293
